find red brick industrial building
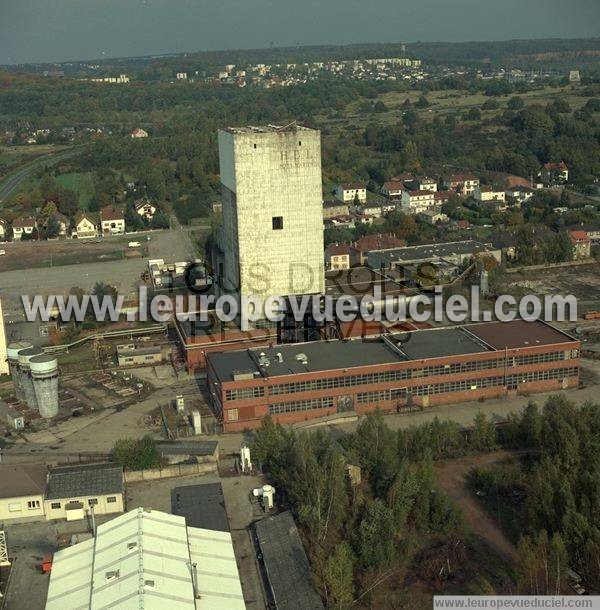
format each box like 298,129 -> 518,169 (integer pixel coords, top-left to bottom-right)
206,320 -> 580,432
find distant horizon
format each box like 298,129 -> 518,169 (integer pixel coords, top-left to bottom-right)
1,0 -> 599,65
2,35 -> 600,68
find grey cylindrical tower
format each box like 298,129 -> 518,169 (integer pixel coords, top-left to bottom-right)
7,341 -> 32,402
30,355 -> 59,419
18,346 -> 43,410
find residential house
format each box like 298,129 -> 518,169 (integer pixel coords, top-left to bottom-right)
381,181 -> 405,200
130,127 -> 148,138
505,186 -> 536,205
325,244 -> 357,270
566,224 -> 600,243
540,161 -> 569,185
323,199 -> 350,219
0,218 -> 6,241
569,230 -> 591,260
44,463 -> 124,521
324,215 -> 356,229
134,197 -> 157,220
433,191 -> 453,206
72,213 -> 98,239
400,189 -> 436,214
390,172 -> 414,183
360,199 -> 396,218
442,173 -> 479,196
12,217 -> 37,240
474,185 -> 506,204
407,176 -> 437,192
335,182 -> 367,204
42,213 -> 69,237
0,464 -> 47,523
100,207 -> 126,235
419,209 -> 449,225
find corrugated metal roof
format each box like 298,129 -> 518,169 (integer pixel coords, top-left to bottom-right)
45,507 -> 245,610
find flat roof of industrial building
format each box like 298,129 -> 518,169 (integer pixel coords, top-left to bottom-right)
208,320 -> 577,382
467,319 -> 576,350
388,327 -> 491,360
255,511 -> 324,610
46,462 -> 123,500
369,240 -> 498,265
171,483 -> 230,532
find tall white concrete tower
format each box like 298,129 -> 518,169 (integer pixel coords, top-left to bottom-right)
0,299 -> 9,376
216,124 -> 324,316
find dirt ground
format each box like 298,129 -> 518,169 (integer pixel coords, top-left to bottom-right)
0,235 -> 145,271
504,262 -> 600,310
434,450 -> 519,563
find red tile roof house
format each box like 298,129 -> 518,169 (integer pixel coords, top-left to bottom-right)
434,191 -> 453,205
381,181 -> 405,199
12,217 -> 37,241
442,173 -> 480,196
100,207 -> 126,235
569,230 -> 591,260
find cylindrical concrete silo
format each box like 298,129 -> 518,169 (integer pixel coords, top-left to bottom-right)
18,346 -> 43,410
7,341 -> 32,402
30,355 -> 59,419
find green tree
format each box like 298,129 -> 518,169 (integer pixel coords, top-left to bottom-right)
507,96 -> 524,110
470,411 -> 497,452
112,435 -> 162,471
323,542 -> 355,609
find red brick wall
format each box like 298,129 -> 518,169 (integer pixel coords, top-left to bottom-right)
222,374 -> 579,432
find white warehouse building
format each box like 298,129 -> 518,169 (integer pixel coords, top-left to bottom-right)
215,124 -> 325,318
45,507 -> 245,610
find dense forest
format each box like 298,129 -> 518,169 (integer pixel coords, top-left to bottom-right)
251,396 -> 600,608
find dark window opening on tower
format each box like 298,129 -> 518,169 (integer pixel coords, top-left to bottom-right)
299,141 -> 302,146
272,216 -> 283,230
253,143 -> 257,149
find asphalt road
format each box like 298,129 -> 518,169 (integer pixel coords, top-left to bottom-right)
0,148 -> 80,202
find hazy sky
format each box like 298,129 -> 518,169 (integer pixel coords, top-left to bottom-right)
1,0 -> 599,65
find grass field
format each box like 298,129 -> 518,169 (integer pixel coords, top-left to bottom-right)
0,144 -> 70,166
55,172 -> 95,209
318,83 -> 591,133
